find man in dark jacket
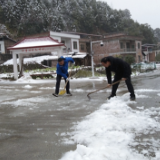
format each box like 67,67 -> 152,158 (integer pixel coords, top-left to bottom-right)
101,56 -> 136,100
53,56 -> 74,97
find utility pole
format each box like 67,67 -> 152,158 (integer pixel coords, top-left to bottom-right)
90,40 -> 104,78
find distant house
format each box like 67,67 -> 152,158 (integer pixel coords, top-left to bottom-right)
49,31 -> 91,66
0,33 -> 16,63
142,44 -> 160,62
16,32 -> 144,67
0,33 -> 16,54
92,33 -> 143,64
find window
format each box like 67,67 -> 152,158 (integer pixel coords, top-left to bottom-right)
0,44 -> 1,51
81,44 -> 85,51
138,43 -> 140,49
120,42 -> 124,49
73,41 -> 77,49
132,45 -> 135,49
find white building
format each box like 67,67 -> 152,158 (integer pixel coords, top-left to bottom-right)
50,31 -> 80,54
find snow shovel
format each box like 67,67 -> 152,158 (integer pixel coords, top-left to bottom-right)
87,80 -> 122,100
59,68 -> 72,96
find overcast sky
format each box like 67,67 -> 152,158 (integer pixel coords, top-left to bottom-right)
98,0 -> 159,29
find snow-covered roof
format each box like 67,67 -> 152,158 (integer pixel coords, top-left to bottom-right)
8,37 -> 65,50
2,53 -> 87,66
50,31 -> 80,39
64,52 -> 87,59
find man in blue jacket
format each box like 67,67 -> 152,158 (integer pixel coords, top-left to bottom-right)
53,56 -> 75,97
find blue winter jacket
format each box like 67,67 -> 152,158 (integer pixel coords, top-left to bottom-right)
56,56 -> 74,79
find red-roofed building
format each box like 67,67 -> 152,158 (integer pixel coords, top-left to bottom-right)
8,36 -> 65,79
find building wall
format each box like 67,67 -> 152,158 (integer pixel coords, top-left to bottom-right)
61,38 -> 71,51
79,42 -> 87,52
93,40 -> 120,55
149,52 -> 156,62
4,39 -> 16,54
91,38 -> 142,64
92,40 -> 120,64
0,41 -> 5,54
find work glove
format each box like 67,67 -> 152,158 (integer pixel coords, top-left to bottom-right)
66,78 -> 70,81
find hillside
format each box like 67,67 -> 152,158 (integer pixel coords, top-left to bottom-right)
0,0 -> 159,43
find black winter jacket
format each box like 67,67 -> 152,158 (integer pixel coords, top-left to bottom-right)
105,56 -> 132,84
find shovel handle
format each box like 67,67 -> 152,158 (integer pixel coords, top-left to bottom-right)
87,80 -> 122,100
63,65 -> 73,89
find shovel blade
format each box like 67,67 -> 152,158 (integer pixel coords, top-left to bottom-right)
59,90 -> 66,96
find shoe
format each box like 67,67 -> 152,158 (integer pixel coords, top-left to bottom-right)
67,92 -> 72,96
130,96 -> 136,101
107,94 -> 116,100
52,93 -> 58,97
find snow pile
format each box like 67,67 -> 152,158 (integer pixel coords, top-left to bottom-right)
60,96 -> 160,160
131,71 -> 140,77
156,64 -> 160,69
2,55 -> 58,66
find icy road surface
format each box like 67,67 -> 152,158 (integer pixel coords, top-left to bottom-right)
0,71 -> 160,160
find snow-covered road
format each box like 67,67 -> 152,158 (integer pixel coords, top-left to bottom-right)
0,71 -> 160,160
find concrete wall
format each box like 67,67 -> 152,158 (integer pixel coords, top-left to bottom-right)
135,41 -> 142,62
61,38 -> 71,51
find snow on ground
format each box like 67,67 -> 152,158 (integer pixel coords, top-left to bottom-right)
23,85 -> 33,89
135,89 -> 160,93
60,95 -> 160,160
156,64 -> 160,69
1,97 -> 50,108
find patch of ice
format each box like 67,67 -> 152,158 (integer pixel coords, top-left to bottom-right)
23,85 -> 33,89
1,97 -> 50,107
135,89 -> 160,92
60,97 -> 160,160
30,91 -> 42,94
37,128 -> 43,131
136,95 -> 149,98
40,87 -> 54,90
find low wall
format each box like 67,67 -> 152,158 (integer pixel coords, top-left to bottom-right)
0,63 -> 46,73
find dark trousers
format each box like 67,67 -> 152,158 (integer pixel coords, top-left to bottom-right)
112,75 -> 135,97
55,74 -> 70,94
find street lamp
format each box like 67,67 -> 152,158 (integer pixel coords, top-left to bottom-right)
90,40 -> 104,78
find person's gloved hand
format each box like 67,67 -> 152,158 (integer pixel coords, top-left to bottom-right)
66,78 -> 70,81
